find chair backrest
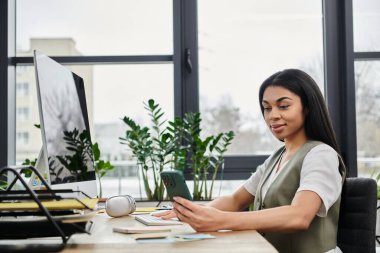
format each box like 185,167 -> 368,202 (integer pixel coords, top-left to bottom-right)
337,177 -> 377,253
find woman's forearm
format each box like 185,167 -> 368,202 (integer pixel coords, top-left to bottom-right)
222,205 -> 311,232
207,186 -> 254,212
207,195 -> 245,211
221,191 -> 322,232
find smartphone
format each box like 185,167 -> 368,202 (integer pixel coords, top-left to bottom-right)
160,171 -> 192,201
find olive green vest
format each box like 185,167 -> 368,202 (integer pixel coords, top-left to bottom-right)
253,141 -> 341,253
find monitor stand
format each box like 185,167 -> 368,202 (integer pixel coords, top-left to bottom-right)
28,148 -> 49,189
27,148 -> 96,198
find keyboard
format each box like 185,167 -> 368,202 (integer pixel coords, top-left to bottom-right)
134,215 -> 183,226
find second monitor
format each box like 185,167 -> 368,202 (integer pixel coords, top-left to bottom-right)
33,50 -> 97,197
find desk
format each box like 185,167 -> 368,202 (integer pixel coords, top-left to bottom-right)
62,213 -> 278,253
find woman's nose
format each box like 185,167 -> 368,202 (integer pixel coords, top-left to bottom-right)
269,108 -> 281,119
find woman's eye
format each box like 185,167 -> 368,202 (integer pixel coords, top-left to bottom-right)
263,107 -> 271,111
279,105 -> 289,110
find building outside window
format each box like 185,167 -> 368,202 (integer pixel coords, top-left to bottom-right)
16,132 -> 30,146
16,82 -> 29,96
17,107 -> 30,121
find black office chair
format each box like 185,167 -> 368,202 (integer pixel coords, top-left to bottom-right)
337,177 -> 377,253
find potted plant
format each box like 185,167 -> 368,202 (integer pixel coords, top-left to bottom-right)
120,99 -> 234,201
120,100 -> 175,201
183,112 -> 234,200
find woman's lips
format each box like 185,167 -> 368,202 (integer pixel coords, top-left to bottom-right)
271,124 -> 286,133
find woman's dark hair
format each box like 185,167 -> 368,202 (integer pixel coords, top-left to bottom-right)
259,69 -> 346,177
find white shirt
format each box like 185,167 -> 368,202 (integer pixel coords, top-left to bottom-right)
243,144 -> 343,253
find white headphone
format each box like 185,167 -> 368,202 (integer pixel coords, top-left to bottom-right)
105,195 -> 136,217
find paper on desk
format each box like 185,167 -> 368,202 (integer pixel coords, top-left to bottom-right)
132,233 -> 169,239
0,198 -> 98,211
174,233 -> 216,241
134,207 -> 158,213
113,226 -> 171,234
134,234 -> 216,244
135,238 -> 176,244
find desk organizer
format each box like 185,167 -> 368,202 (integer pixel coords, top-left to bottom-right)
0,165 -> 95,252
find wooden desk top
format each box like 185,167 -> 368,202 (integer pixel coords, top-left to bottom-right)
63,212 -> 277,253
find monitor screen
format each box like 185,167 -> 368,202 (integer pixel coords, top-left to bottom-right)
34,51 -> 96,195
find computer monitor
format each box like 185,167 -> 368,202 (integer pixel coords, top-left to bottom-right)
33,50 -> 97,197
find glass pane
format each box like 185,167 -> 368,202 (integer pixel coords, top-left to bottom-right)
198,0 -> 325,155
16,63 -> 173,199
16,0 -> 173,56
16,67 -> 42,162
355,61 -> 380,178
353,0 -> 380,52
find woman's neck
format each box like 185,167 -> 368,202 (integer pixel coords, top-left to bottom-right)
283,133 -> 308,158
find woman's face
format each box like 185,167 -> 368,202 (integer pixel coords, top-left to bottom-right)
262,85 -> 306,142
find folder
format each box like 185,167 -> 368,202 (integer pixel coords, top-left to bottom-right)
0,198 -> 98,211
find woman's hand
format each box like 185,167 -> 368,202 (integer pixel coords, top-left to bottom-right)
173,196 -> 226,232
151,209 -> 177,219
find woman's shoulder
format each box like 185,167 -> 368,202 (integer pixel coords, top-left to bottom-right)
304,142 -> 338,164
308,142 -> 337,155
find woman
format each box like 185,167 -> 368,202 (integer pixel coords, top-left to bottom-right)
154,69 -> 346,253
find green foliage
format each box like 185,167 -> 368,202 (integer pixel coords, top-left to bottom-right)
120,99 -> 173,200
21,158 -> 38,177
0,176 -> 7,190
120,99 -> 235,201
183,113 -> 235,200
370,169 -> 380,199
120,116 -> 153,199
92,143 -> 114,198
55,129 -> 114,196
54,129 -> 93,182
23,128 -> 113,196
167,117 -> 187,172
20,124 -> 113,197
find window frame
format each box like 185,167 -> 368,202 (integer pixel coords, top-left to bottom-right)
352,1 -> 380,177
1,0 -> 358,179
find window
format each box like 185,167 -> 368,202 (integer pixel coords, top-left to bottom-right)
13,0 -> 174,199
2,0 -> 360,197
198,0 -> 325,155
353,0 -> 380,52
16,82 -> 29,96
16,132 -> 29,146
355,62 -> 380,177
353,0 -> 380,178
16,0 -> 173,56
17,107 -> 30,121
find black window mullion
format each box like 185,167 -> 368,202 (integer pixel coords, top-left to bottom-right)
0,0 -> 16,168
11,55 -> 173,65
323,0 -> 357,177
0,0 -> 8,168
354,52 -> 380,60
220,156 -> 268,180
173,0 -> 199,119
